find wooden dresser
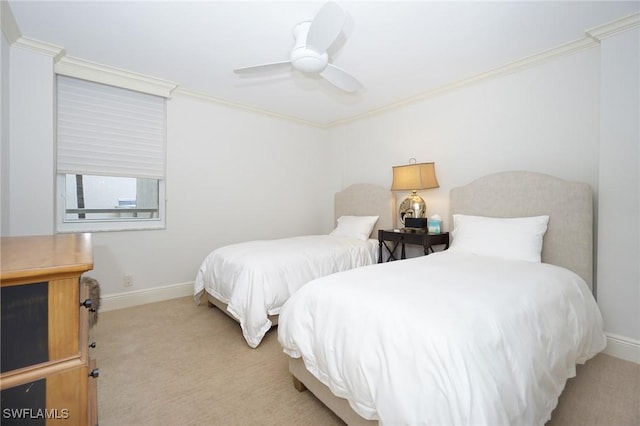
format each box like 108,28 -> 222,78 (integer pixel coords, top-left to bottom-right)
0,234 -> 98,426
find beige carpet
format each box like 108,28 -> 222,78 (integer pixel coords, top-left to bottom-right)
90,296 -> 639,426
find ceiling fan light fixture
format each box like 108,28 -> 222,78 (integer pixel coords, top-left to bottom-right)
291,48 -> 328,73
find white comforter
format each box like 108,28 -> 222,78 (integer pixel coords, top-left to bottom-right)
194,235 -> 378,348
278,251 -> 606,425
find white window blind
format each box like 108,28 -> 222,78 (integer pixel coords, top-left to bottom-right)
57,75 -> 166,179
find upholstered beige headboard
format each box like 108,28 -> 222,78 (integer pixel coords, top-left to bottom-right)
450,171 -> 593,289
334,184 -> 396,238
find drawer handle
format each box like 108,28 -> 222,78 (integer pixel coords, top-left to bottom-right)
80,298 -> 93,309
89,368 -> 99,378
89,342 -> 97,348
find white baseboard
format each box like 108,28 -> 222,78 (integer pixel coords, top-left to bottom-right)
603,333 -> 640,364
100,281 -> 193,312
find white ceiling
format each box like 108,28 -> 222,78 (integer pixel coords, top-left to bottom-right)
6,1 -> 640,126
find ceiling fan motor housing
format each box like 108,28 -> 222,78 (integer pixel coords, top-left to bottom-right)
291,21 -> 328,73
291,47 -> 329,73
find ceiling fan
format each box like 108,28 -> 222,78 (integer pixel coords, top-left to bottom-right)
233,1 -> 363,93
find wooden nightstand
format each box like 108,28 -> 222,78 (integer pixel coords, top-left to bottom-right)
378,229 -> 449,263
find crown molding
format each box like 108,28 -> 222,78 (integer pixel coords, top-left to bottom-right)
325,36 -> 598,128
175,34 -> 597,129
174,37 -> 598,129
55,56 -> 178,98
1,0 -> 21,44
6,3 -> 636,127
326,12 -> 640,128
172,87 -> 324,128
12,37 -> 65,61
587,12 -> 640,41
176,32 -> 597,129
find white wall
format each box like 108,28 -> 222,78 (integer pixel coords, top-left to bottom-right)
2,45 -> 329,296
6,46 -> 55,236
1,32 -> 9,235
597,28 -> 640,344
328,48 -> 601,231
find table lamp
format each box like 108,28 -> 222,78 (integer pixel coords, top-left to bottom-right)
391,160 -> 439,224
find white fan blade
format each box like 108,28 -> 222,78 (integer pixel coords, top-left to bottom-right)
320,64 -> 362,92
306,1 -> 346,53
234,61 -> 292,73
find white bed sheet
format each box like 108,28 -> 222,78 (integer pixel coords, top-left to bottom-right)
278,251 -> 606,425
194,235 -> 378,348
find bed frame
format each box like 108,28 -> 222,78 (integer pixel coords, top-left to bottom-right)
206,183 -> 396,326
288,171 -> 594,425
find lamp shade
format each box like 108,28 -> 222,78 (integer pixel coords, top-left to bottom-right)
391,162 -> 439,191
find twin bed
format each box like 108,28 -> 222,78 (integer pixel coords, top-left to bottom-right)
278,171 -> 606,425
194,183 -> 395,348
194,171 -> 606,424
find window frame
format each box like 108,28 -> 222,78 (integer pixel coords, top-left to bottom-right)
56,175 -> 166,233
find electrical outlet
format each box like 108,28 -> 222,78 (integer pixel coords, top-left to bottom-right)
124,274 -> 133,287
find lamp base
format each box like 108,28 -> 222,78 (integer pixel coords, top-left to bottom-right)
399,191 -> 426,224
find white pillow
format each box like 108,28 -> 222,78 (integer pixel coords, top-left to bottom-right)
450,214 -> 549,262
329,216 -> 379,241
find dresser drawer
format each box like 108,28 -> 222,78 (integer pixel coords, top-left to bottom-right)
1,278 -> 84,374
0,366 -> 88,426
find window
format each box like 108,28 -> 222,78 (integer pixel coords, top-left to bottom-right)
56,76 -> 166,232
